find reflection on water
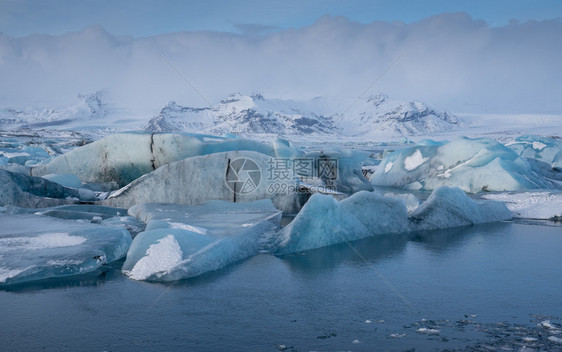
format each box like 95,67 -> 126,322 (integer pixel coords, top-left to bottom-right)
279,232 -> 409,274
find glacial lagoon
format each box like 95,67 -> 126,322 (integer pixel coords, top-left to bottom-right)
1,220 -> 561,351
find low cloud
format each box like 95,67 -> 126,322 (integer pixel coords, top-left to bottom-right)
0,13 -> 561,114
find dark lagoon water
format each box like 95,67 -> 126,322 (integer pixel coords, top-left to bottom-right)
1,221 -> 561,351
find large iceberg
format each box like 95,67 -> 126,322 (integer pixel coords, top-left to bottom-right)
371,137 -> 552,193
31,133 -> 280,187
273,186 -> 511,254
122,199 -> 281,281
0,213 -> 131,285
103,150 -> 302,210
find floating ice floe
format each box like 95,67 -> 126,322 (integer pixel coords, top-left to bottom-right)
273,186 -> 511,254
122,199 -> 281,281
481,191 -> 562,220
372,137 -> 552,192
0,213 -> 131,285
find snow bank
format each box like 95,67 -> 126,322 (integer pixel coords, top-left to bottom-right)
372,137 -> 551,193
122,199 -> 281,281
0,213 -> 131,285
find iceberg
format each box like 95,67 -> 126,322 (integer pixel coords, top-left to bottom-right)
31,132 -> 279,187
272,187 -> 511,254
409,186 -> 512,230
103,150 -> 301,210
0,213 -> 131,285
507,135 -> 562,169
0,169 -> 97,208
122,199 -> 281,281
273,194 -> 371,254
340,191 -> 411,234
372,137 -> 552,192
482,191 -> 562,220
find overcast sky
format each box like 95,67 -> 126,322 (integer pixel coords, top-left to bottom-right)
0,1 -> 561,114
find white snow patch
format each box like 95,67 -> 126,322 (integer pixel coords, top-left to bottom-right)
403,150 -> 428,171
532,141 -> 547,151
167,222 -> 208,235
127,235 -> 183,280
0,233 -> 87,251
0,266 -> 30,282
384,161 -> 394,173
46,259 -> 85,266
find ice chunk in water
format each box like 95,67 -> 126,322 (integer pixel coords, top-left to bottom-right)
0,213 -> 131,285
122,199 -> 281,281
273,194 -> 371,254
272,187 -> 511,254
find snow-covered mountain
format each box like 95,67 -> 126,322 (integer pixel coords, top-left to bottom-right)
0,91 -> 461,138
144,93 -> 461,137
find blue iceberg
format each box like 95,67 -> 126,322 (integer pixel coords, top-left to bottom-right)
122,199 -> 281,281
